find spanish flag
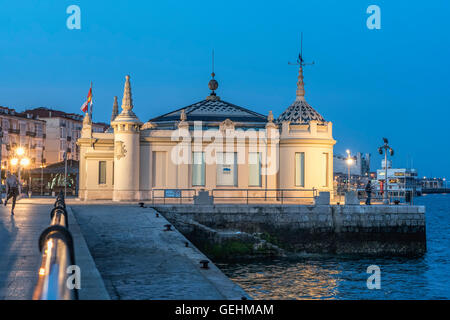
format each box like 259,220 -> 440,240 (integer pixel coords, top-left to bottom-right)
81,83 -> 93,113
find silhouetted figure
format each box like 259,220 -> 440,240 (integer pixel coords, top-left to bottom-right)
365,180 -> 372,205
4,172 -> 20,215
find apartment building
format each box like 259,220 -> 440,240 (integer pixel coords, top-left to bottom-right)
0,106 -> 46,170
24,107 -> 108,164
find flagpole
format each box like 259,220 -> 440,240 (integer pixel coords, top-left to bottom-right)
90,81 -> 93,148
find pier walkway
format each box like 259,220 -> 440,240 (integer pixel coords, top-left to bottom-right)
70,204 -> 247,300
0,199 -> 108,299
0,198 -> 246,300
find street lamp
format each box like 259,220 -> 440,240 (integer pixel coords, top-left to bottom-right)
346,149 -> 354,191
11,146 -> 30,193
378,137 -> 394,204
40,158 -> 46,196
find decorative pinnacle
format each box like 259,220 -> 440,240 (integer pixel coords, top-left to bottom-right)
268,111 -> 274,122
180,109 -> 187,121
83,112 -> 91,125
206,50 -> 220,101
111,96 -> 119,122
121,75 -> 133,112
296,66 -> 305,100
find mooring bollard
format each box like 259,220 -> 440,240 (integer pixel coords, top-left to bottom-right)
200,260 -> 209,269
139,202 -> 145,208
164,224 -> 172,231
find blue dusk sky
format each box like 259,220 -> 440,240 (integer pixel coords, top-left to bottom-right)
0,1 -> 449,178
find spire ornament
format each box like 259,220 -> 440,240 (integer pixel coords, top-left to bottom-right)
111,74 -> 141,128
111,96 -> 119,123
206,50 -> 220,101
180,109 -> 187,121
121,75 -> 134,112
268,111 -> 274,123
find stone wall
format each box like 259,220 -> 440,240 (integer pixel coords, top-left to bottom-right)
153,204 -> 426,255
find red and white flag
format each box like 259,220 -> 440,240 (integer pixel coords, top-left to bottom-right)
81,84 -> 93,113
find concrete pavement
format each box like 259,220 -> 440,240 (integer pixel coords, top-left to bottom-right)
71,205 -> 248,300
0,197 -> 247,300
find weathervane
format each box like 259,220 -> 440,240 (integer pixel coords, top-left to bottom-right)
289,33 -> 314,100
288,32 -> 315,68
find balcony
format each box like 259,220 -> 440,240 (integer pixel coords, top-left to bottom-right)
8,128 -> 20,134
26,131 -> 36,137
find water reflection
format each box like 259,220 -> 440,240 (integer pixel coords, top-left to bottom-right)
218,195 -> 450,300
219,259 -> 342,300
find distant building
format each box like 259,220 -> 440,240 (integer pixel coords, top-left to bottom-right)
24,107 -> 108,164
333,152 -> 371,192
333,152 -> 371,176
420,177 -> 444,189
376,160 -> 420,197
0,106 -> 46,171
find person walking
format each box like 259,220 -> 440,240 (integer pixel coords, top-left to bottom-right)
365,180 -> 372,205
4,171 -> 21,215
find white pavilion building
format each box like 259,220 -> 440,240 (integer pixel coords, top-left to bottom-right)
77,61 -> 336,202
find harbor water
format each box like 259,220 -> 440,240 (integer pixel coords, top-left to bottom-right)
217,194 -> 450,299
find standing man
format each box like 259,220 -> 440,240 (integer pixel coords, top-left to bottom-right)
4,171 -> 20,215
365,180 -> 372,205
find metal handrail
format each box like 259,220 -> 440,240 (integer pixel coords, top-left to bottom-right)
212,188 -> 317,204
33,191 -> 77,300
151,188 -> 318,204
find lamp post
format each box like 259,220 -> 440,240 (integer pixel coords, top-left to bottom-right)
11,147 -> 30,195
346,149 -> 354,191
378,138 -> 394,204
63,148 -> 71,198
40,159 -> 46,196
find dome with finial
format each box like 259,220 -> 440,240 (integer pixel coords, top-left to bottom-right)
277,66 -> 325,124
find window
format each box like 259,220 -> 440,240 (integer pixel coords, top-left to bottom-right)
152,151 -> 167,187
322,153 -> 329,187
98,161 -> 107,184
295,152 -> 305,187
217,152 -> 238,186
192,152 -> 205,186
248,152 -> 261,187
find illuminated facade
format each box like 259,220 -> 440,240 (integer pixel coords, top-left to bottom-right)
78,64 -> 335,201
